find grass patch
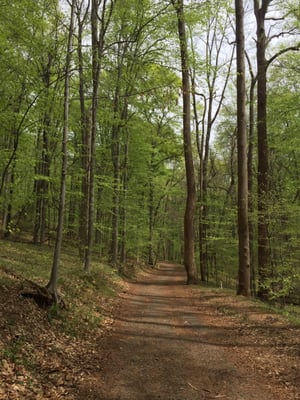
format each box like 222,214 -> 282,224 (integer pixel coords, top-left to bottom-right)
0,238 -> 123,339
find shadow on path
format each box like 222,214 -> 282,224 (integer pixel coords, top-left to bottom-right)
75,263 -> 298,400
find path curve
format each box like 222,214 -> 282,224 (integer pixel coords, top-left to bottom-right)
76,263 -> 296,400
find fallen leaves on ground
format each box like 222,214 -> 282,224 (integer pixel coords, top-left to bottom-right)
0,266 -> 121,400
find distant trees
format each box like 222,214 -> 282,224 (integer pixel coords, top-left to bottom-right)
0,0 -> 299,301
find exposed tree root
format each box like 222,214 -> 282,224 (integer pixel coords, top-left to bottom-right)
21,279 -> 65,308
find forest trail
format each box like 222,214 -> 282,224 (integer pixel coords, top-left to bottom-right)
76,263 -> 299,400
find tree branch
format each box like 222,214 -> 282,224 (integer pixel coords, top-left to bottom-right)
267,44 -> 300,68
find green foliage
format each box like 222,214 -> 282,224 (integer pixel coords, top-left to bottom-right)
0,0 -> 299,305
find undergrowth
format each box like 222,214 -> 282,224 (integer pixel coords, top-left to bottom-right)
0,238 -> 122,339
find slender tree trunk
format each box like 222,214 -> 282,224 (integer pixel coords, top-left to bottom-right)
110,84 -> 121,268
236,0 -> 251,296
173,0 -> 197,284
1,93 -> 24,237
254,0 -> 271,300
79,108 -> 91,262
120,127 -> 129,264
84,0 -> 115,271
84,0 -> 100,272
46,0 -> 75,300
1,167 -> 14,238
190,14 -> 234,282
76,2 -> 91,262
148,151 -> 155,266
246,52 -> 257,296
33,113 -> 51,244
191,78 -> 206,281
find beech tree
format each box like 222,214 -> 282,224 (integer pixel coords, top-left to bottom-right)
33,3 -> 64,245
235,0 -> 250,296
46,0 -> 75,301
1,0 -> 300,300
172,0 -> 198,284
189,0 -> 234,281
84,0 -> 116,271
254,0 -> 300,299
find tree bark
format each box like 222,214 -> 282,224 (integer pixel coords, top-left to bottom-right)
76,0 -> 91,262
235,0 -> 251,296
245,52 -> 257,296
110,79 -> 121,268
254,0 -> 271,300
84,0 -> 115,272
173,0 -> 197,284
46,0 -> 75,300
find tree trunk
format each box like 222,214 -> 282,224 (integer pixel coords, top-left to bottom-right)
75,1 -> 91,263
33,112 -> 51,244
1,168 -> 14,238
120,128 -> 129,264
173,0 -> 197,284
254,0 -> 271,300
46,0 -> 75,300
84,0 -> 115,272
110,86 -> 121,268
245,52 -> 257,296
148,152 -> 155,266
235,0 -> 251,296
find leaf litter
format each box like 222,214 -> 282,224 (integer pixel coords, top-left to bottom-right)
0,263 -> 299,399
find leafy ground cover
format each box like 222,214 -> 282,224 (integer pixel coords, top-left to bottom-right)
0,239 -> 125,399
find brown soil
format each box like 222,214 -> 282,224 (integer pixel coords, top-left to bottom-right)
76,263 -> 300,400
1,262 -> 299,399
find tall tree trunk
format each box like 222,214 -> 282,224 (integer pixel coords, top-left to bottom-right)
33,51 -> 58,244
245,52 -> 257,296
84,0 -> 99,272
110,86 -> 121,268
0,92 -> 24,237
254,0 -> 271,300
236,0 -> 251,296
46,0 -> 75,300
120,126 -> 129,264
148,150 -> 155,266
76,1 -> 91,262
173,0 -> 197,284
84,0 -> 115,272
190,13 -> 234,282
33,111 -> 51,244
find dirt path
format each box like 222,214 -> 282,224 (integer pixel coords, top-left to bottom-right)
76,263 -> 299,400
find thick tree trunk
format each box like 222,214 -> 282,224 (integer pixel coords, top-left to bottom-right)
235,0 -> 251,296
254,0 -> 271,300
173,0 -> 197,284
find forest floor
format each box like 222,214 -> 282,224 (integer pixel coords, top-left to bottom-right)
1,256 -> 300,399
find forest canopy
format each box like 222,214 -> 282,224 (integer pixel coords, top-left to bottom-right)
0,0 -> 299,302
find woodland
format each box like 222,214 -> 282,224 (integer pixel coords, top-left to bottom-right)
0,0 -> 300,304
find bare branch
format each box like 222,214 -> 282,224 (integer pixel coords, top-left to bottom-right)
267,28 -> 299,44
267,44 -> 300,68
